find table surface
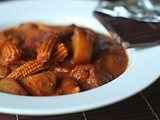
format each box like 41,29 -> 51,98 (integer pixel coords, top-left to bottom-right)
0,77 -> 159,120
0,0 -> 160,120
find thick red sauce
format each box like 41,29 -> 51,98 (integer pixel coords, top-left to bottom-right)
0,23 -> 128,96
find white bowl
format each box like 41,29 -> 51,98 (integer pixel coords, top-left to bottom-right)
0,0 -> 159,115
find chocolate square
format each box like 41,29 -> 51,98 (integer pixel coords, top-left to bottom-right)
94,11 -> 160,48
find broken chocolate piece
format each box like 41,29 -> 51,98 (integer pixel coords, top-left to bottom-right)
94,11 -> 160,48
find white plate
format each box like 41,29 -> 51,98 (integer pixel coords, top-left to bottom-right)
0,0 -> 160,115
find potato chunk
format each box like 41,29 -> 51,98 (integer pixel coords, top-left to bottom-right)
0,78 -> 28,95
21,71 -> 57,96
0,32 -> 8,49
71,27 -> 93,64
0,54 -> 6,66
54,76 -> 80,95
0,65 -> 11,79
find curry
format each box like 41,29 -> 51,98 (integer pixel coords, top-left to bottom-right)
0,23 -> 128,96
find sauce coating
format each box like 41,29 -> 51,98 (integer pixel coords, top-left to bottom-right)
0,23 -> 128,96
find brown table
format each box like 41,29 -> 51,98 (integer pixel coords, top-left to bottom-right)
0,77 -> 159,120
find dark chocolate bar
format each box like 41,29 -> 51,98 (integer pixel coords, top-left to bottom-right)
94,11 -> 160,48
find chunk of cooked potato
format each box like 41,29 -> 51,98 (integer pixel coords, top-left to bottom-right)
0,32 -> 8,49
0,65 -> 11,79
0,54 -> 6,66
71,27 -> 93,64
21,71 -> 57,96
0,78 -> 28,95
54,76 -> 80,95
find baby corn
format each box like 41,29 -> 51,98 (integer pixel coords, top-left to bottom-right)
37,33 -> 58,63
7,60 -> 46,80
52,43 -> 68,64
1,41 -> 23,64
